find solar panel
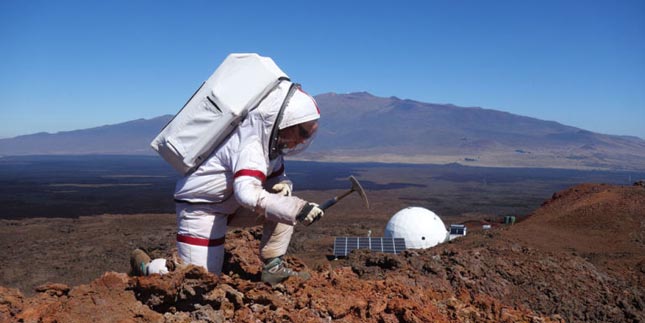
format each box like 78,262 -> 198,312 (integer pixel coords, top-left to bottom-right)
333,237 -> 407,257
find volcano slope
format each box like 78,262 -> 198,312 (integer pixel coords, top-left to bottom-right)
1,183 -> 643,322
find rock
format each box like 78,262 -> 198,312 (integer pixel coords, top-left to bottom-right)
17,272 -> 163,323
34,283 -> 70,296
0,286 -> 24,322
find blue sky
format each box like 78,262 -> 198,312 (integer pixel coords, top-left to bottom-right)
1,0 -> 644,139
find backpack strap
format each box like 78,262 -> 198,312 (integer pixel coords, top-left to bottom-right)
268,83 -> 299,160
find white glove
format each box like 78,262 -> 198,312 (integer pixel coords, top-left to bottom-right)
146,258 -> 170,275
272,181 -> 292,196
297,203 -> 324,226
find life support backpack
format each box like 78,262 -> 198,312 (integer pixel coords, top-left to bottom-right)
150,53 -> 288,175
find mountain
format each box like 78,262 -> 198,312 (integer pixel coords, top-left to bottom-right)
0,116 -> 171,156
1,92 -> 644,170
307,92 -> 645,170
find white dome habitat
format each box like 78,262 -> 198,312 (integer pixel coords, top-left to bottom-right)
384,207 -> 448,249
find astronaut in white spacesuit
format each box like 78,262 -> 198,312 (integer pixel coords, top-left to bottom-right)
171,81 -> 322,284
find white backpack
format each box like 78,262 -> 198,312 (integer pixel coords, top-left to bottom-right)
150,53 -> 288,175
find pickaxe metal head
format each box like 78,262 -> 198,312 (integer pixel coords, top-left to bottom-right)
319,175 -> 370,210
349,175 -> 369,209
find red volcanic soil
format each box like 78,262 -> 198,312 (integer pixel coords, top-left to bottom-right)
509,183 -> 645,272
1,183 -> 644,322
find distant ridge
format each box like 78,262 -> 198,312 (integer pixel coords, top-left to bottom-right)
0,116 -> 172,156
308,92 -> 645,170
1,92 -> 644,170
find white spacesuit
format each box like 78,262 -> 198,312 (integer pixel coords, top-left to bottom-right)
173,81 -> 322,283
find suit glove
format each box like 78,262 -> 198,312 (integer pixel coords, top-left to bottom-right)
271,181 -> 292,196
296,203 -> 324,226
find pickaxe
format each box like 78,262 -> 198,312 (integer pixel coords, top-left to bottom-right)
319,175 -> 369,211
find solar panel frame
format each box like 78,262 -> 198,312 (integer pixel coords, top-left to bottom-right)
333,237 -> 407,257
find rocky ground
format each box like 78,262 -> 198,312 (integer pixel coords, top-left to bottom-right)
1,183 -> 644,322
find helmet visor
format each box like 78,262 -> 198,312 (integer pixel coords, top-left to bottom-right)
277,120 -> 319,156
